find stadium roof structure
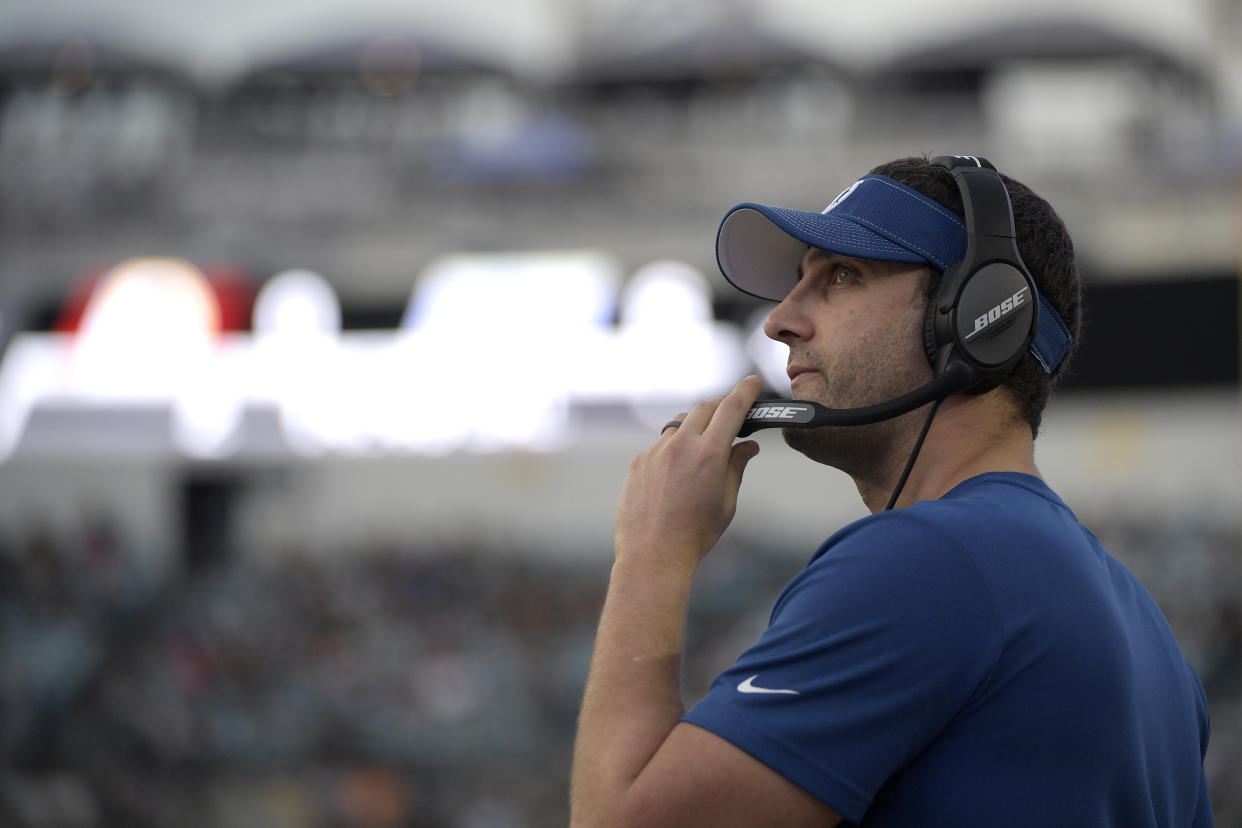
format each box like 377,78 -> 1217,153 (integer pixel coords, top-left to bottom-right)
871,17 -> 1211,88
235,27 -> 511,85
571,9 -> 850,89
0,30 -> 197,88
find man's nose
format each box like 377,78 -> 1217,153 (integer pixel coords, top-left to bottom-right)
763,288 -> 813,344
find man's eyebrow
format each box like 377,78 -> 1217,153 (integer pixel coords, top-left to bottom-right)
797,248 -> 859,280
796,248 -> 832,280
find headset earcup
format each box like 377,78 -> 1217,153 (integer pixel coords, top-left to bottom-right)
953,263 -> 1037,374
923,157 -> 1042,393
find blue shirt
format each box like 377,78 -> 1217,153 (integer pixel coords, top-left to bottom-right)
683,473 -> 1213,827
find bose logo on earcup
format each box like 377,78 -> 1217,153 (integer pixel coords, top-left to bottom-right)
964,286 -> 1030,342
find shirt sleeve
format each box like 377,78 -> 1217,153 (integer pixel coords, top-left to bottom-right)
682,512 -> 1002,824
1190,666 -> 1216,827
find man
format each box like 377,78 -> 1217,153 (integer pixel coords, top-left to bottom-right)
570,155 -> 1213,827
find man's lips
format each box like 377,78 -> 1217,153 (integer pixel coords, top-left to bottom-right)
788,365 -> 818,387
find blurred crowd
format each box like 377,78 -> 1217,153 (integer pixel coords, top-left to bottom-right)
1,508 -> 1238,827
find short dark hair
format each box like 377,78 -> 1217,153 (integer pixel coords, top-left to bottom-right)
868,156 -> 1084,437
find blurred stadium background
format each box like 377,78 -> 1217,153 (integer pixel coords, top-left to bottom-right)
0,0 -> 1239,825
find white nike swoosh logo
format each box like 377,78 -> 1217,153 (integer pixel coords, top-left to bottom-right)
737,674 -> 800,695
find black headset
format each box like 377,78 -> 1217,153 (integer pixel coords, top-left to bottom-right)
922,155 -> 1038,389
738,154 -> 1039,438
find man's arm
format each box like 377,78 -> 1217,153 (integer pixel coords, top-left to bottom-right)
569,376 -> 840,827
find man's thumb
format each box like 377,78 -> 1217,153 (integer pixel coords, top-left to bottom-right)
729,440 -> 760,482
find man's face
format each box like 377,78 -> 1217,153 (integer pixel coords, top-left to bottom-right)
763,247 -> 933,472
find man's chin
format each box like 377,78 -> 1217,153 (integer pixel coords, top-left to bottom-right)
781,419 -> 886,473
781,424 -> 829,460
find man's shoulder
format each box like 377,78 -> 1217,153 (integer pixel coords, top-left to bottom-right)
800,498 -> 992,601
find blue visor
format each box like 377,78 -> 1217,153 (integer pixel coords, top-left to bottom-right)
715,174 -> 1071,373
716,175 -> 967,300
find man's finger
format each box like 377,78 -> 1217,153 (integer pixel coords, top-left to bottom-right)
660,414 -> 689,436
678,396 -> 724,435
705,375 -> 764,441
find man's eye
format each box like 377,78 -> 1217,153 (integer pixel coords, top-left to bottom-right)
833,267 -> 859,285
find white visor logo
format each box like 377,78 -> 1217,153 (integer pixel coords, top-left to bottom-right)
823,180 -> 863,214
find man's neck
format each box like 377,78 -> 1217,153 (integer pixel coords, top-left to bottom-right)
857,391 -> 1039,513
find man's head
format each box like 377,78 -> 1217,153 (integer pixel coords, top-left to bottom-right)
763,249 -> 936,474
716,154 -> 1082,438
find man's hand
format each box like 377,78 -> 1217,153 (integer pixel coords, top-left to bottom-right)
614,375 -> 764,572
573,375 -> 840,827
572,375 -> 764,825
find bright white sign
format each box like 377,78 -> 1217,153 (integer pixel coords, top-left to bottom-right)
0,251 -> 763,460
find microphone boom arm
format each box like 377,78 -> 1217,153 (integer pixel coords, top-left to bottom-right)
737,362 -> 976,438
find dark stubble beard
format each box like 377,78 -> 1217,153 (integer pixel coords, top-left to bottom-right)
781,319 -> 933,479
